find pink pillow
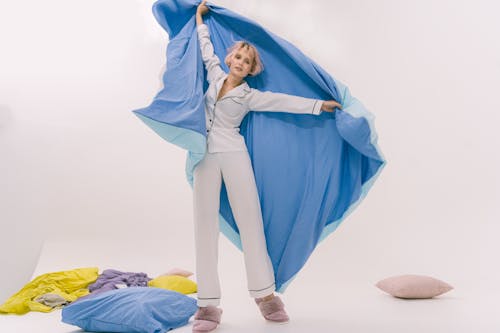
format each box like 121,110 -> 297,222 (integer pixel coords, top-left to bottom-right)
375,274 -> 453,299
160,268 -> 193,278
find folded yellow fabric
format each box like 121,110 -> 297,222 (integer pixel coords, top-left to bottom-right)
0,267 -> 99,314
148,275 -> 197,294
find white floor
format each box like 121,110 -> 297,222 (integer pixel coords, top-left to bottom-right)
1,239 -> 498,333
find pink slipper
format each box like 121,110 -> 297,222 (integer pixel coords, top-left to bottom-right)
255,295 -> 290,323
192,306 -> 223,333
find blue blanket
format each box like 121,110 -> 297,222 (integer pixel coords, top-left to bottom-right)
133,0 -> 386,292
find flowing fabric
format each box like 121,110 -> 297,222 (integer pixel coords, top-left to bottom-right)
133,0 -> 386,292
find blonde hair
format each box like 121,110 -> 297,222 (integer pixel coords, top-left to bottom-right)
224,41 -> 264,76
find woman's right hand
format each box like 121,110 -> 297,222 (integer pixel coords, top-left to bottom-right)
197,0 -> 209,16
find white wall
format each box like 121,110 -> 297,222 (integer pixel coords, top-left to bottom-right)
1,0 -> 499,303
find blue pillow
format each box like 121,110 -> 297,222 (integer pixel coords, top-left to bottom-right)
61,287 -> 197,333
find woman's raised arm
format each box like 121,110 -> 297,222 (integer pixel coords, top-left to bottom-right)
196,1 -> 226,83
247,89 -> 342,115
196,0 -> 209,26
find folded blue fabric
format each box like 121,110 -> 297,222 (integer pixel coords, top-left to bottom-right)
61,287 -> 197,333
133,0 -> 386,292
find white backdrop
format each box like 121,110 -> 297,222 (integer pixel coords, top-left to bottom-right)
1,0 -> 499,306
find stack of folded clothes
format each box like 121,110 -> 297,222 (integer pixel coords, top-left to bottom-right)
1,266 -> 199,333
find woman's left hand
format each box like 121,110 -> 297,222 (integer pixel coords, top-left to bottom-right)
321,100 -> 342,112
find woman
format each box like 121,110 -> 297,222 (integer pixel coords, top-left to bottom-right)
192,1 -> 341,332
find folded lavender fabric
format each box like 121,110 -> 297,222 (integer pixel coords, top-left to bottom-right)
86,269 -> 152,296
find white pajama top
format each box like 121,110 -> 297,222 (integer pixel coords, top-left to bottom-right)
197,24 -> 323,153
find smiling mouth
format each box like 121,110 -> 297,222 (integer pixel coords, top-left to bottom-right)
235,67 -> 242,71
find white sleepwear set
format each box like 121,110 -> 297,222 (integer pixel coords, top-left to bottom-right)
194,23 -> 323,307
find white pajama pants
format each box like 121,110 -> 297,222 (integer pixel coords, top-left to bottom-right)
193,151 -> 276,307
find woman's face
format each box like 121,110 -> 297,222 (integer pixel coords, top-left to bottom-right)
228,46 -> 254,78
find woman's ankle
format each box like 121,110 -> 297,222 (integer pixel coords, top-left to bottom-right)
260,293 -> 275,301
198,305 -> 219,308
